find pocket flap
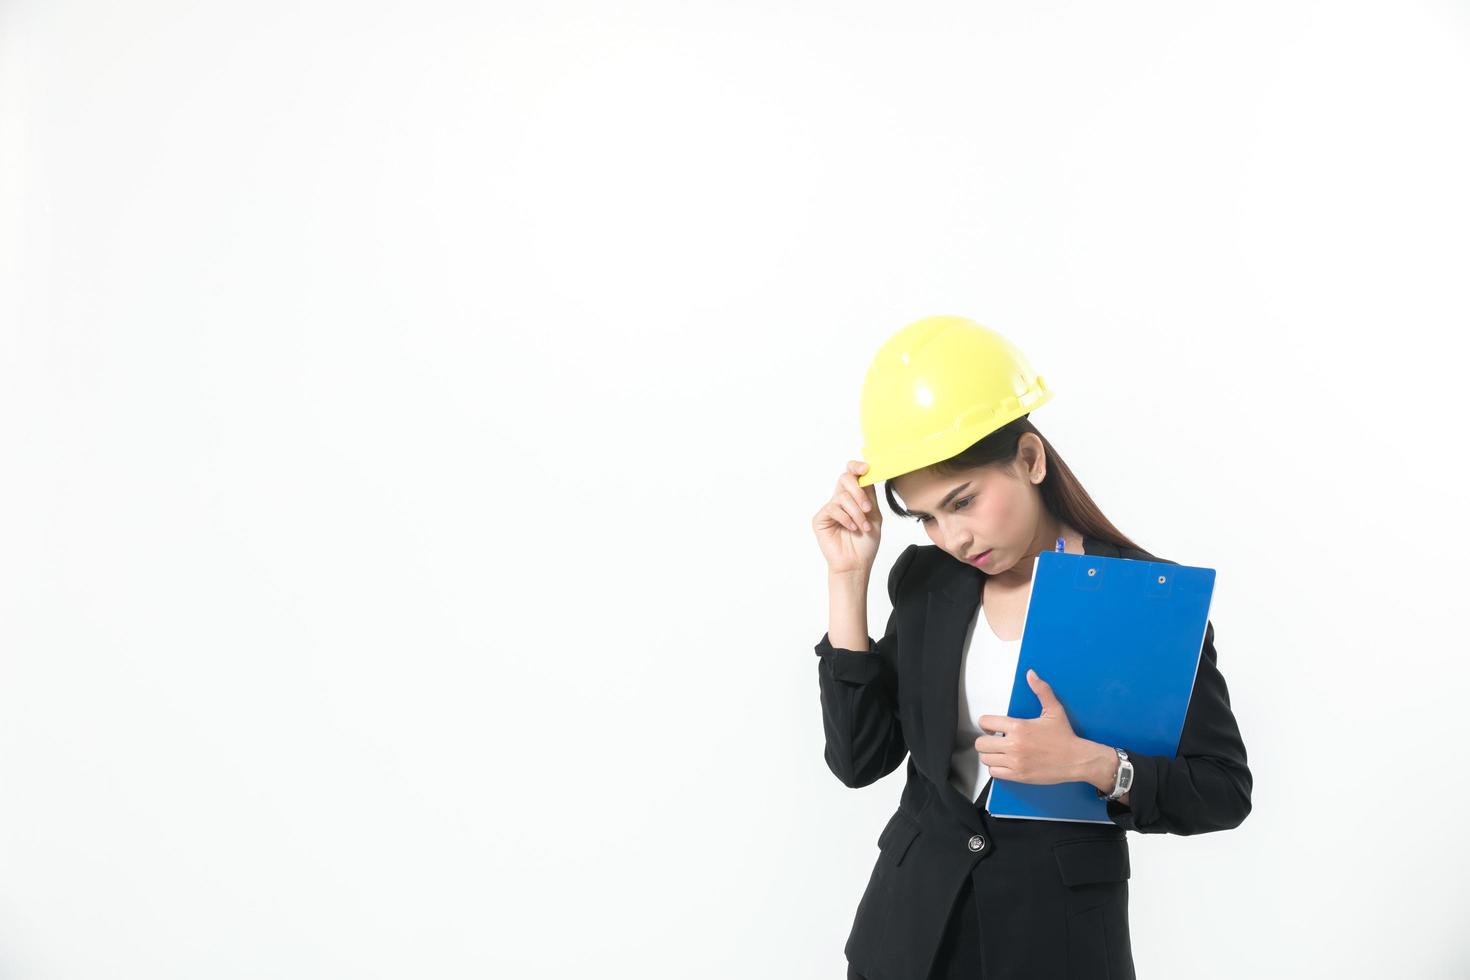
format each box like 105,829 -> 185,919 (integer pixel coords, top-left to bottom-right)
876,810 -> 921,865
1053,838 -> 1131,886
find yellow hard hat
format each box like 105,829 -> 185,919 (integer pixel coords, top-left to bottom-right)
856,315 -> 1053,487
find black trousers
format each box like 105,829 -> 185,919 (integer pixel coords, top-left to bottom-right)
846,870 -> 983,980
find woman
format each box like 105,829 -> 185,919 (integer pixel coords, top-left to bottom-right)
810,316 -> 1252,980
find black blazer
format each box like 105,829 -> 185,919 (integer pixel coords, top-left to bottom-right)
814,534 -> 1252,980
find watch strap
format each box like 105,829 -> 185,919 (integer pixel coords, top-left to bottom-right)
1096,748 -> 1133,801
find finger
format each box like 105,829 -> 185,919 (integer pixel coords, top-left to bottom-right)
973,734 -> 1013,753
833,495 -> 868,532
832,500 -> 865,534
839,472 -> 873,516
840,467 -> 870,511
831,475 -> 872,529
977,715 -> 1019,735
824,501 -> 859,533
987,765 -> 1018,780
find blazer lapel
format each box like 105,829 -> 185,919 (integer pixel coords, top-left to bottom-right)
918,565 -> 982,792
918,532 -> 1121,831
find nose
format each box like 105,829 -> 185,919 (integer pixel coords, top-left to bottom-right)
929,517 -> 971,556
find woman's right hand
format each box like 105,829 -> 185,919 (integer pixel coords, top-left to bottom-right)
813,460 -> 882,576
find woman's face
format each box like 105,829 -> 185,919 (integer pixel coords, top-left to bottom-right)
890,441 -> 1051,577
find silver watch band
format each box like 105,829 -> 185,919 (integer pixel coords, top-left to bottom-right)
1097,748 -> 1133,801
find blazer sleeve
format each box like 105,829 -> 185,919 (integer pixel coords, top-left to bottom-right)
813,543 -> 920,789
1106,618 -> 1253,835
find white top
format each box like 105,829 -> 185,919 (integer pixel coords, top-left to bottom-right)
949,603 -> 1024,803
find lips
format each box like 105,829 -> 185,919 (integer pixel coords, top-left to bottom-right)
967,549 -> 993,566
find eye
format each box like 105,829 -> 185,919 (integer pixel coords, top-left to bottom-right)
913,496 -> 973,525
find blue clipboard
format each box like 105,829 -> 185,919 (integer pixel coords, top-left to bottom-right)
984,548 -> 1216,823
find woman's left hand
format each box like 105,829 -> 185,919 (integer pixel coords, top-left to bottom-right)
976,669 -> 1103,786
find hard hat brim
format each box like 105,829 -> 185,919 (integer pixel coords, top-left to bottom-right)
856,392 -> 1051,487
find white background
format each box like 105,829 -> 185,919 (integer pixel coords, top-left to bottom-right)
2,1 -> 1467,977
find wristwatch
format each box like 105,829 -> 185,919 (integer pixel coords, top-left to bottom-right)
1097,748 -> 1133,801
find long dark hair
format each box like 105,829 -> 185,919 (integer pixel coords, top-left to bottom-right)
882,414 -> 1144,553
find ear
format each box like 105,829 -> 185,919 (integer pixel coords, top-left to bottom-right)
1014,432 -> 1045,483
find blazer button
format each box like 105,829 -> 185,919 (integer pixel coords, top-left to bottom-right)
967,834 -> 986,852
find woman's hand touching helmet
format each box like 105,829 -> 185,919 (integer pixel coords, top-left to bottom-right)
812,460 -> 882,576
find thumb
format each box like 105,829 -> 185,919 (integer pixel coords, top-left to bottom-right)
1027,669 -> 1065,716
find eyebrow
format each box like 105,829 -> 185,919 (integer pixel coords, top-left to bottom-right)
905,482 -> 974,518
